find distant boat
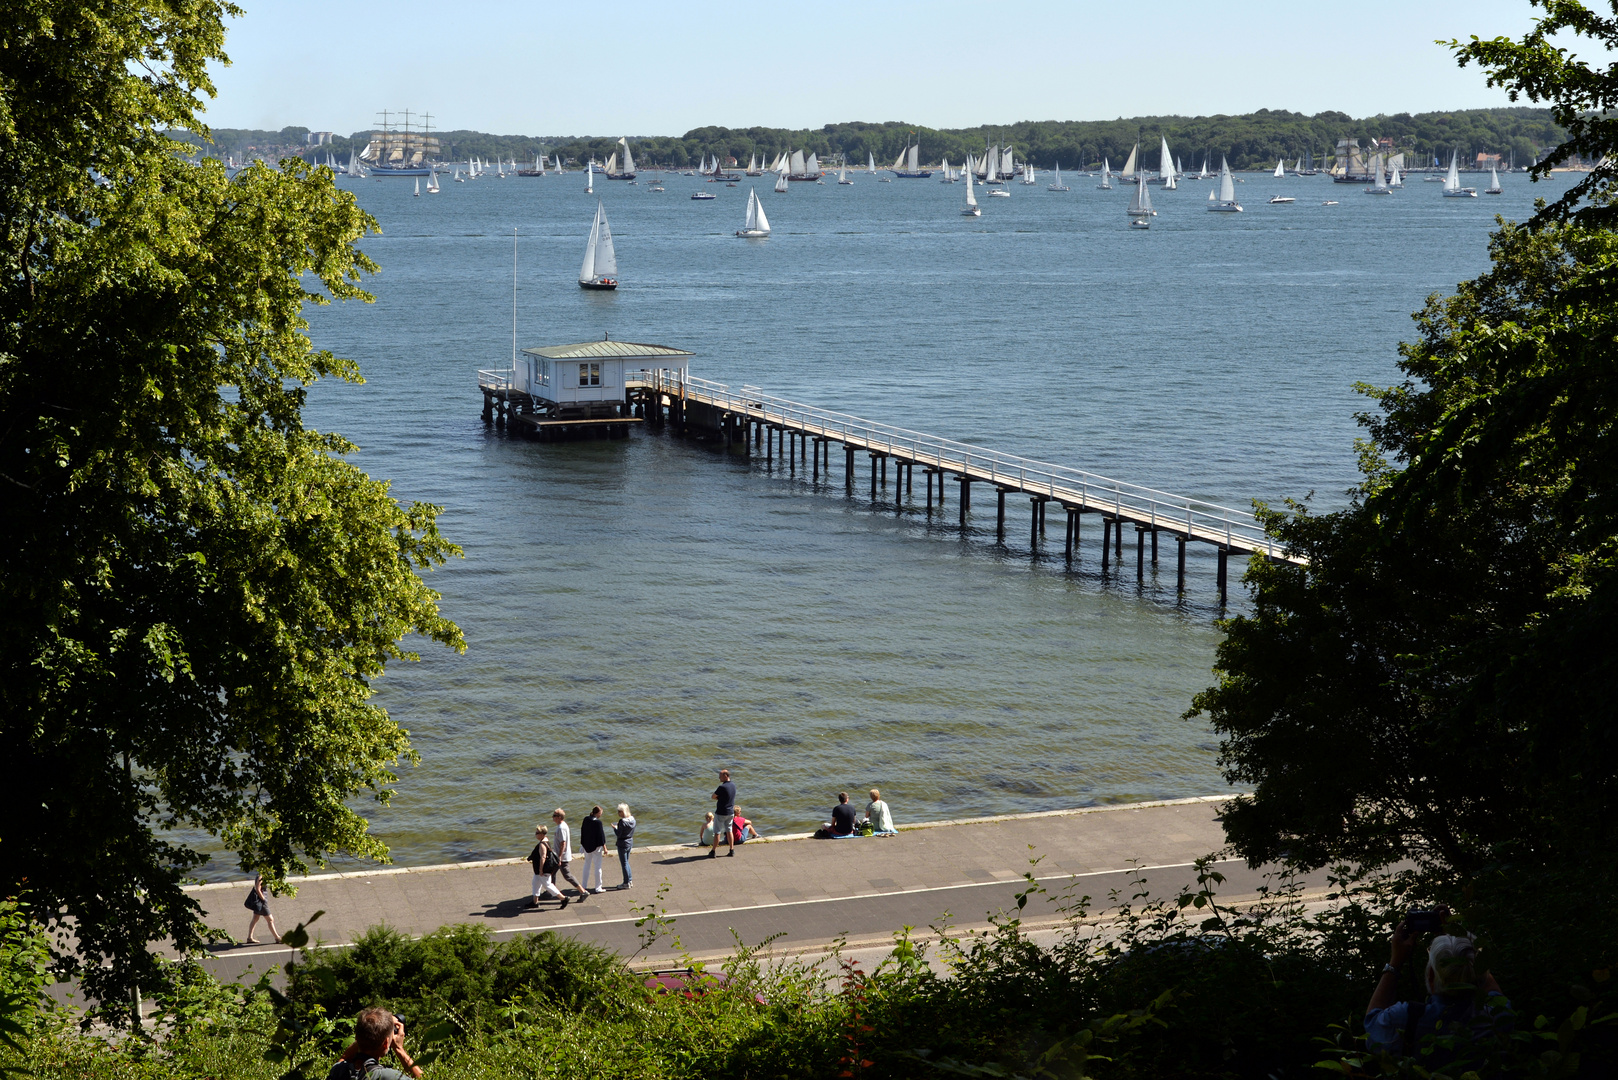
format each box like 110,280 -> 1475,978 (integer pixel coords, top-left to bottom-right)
578,201 -> 618,290
453,165 -> 464,183
1389,163 -> 1404,188
1097,157 -> 1113,189
746,153 -> 762,176
1048,164 -> 1070,191
1209,156 -> 1242,212
773,168 -> 788,193
690,190 -> 716,200
940,156 -> 953,182
868,151 -> 877,173
1119,142 -> 1139,183
1273,158 -> 1286,179
1442,148 -> 1477,197
892,137 -> 932,178
586,165 -> 593,194
1020,162 -> 1037,185
1197,157 -> 1210,180
1365,154 -> 1392,195
961,161 -> 980,216
1322,200 -> 1339,205
736,187 -> 771,237
1485,165 -> 1503,194
838,164 -> 853,184
1128,172 -> 1154,227
1269,194 -> 1294,203
426,170 -> 439,194
1156,137 -> 1177,188
413,177 -> 420,196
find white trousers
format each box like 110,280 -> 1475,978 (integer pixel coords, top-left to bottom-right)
580,849 -> 604,890
531,872 -> 562,899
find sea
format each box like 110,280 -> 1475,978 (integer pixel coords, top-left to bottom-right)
198,164 -> 1568,879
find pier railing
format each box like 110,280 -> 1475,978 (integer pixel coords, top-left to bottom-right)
628,368 -> 1291,562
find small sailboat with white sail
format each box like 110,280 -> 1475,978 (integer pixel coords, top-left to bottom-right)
961,161 -> 980,217
838,163 -> 853,184
1156,138 -> 1177,188
1273,158 -> 1286,179
1048,164 -> 1069,191
585,164 -> 594,194
453,165 -> 464,183
736,187 -> 771,237
774,168 -> 789,194
1097,157 -> 1113,189
1485,165 -> 1503,194
1364,154 -> 1391,195
1128,172 -> 1153,228
578,201 -> 618,290
426,170 -> 440,194
1442,148 -> 1477,197
939,156 -> 953,182
413,176 -> 420,197
1388,163 -> 1403,188
1209,156 -> 1242,212
1119,142 -> 1139,184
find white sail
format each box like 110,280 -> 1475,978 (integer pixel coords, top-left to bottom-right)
413,177 -> 420,196
1129,174 -> 1153,214
594,204 -> 616,278
806,152 -> 819,174
964,165 -> 977,207
554,155 -> 563,172
604,153 -> 618,175
752,188 -> 770,232
1099,157 -> 1112,188
868,151 -> 876,172
1445,148 -> 1460,191
1390,163 -> 1402,187
1121,142 -> 1139,179
1160,137 -> 1176,181
586,166 -> 593,193
1274,157 -> 1286,178
1490,165 -> 1501,188
1219,156 -> 1236,203
790,149 -> 806,176
908,144 -> 919,171
579,203 -> 600,282
839,164 -> 848,182
891,146 -> 906,170
774,169 -> 788,193
620,139 -> 635,174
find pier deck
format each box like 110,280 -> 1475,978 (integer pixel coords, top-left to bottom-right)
624,370 -> 1301,604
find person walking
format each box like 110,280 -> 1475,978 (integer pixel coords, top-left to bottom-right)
709,768 -> 737,858
579,805 -> 607,895
612,803 -> 636,889
527,825 -> 567,908
551,808 -> 586,900
864,788 -> 897,836
243,872 -> 280,944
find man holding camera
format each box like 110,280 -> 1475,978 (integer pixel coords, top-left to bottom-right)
1364,906 -> 1511,1058
328,1007 -> 424,1080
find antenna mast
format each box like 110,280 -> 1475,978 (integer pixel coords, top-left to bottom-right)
511,227 -> 518,370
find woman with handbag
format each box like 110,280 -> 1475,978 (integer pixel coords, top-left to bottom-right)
526,825 -> 568,909
243,872 -> 280,944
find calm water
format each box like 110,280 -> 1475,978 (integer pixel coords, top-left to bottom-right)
197,167 -> 1567,879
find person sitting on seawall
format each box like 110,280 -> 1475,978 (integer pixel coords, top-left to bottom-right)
1364,906 -> 1513,1061
698,811 -> 718,848
731,809 -> 761,845
824,792 -> 859,838
328,1007 -> 423,1080
863,788 -> 897,837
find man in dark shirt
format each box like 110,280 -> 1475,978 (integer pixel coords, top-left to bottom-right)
710,769 -> 736,857
830,791 -> 858,837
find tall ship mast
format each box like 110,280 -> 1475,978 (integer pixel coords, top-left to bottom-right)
360,110 -> 439,177
892,133 -> 932,178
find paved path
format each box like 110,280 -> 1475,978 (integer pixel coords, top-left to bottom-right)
187,797 -> 1313,984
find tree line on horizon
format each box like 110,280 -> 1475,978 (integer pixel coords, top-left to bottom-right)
184,106 -> 1562,172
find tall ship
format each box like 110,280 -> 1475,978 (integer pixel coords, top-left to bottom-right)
891,135 -> 932,178
359,110 -> 439,177
603,137 -> 637,180
1331,138 -> 1374,184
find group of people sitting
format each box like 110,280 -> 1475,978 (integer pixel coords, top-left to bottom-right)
817,788 -> 896,839
699,808 -> 760,847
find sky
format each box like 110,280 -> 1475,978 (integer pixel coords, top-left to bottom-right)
205,0 -> 1573,136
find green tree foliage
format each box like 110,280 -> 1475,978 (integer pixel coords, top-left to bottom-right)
1190,217 -> 1618,872
0,0 -> 464,1016
1450,0 -> 1618,226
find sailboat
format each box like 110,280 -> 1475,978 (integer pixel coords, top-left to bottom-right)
1209,156 -> 1242,212
939,156 -> 953,182
774,168 -> 789,194
736,187 -> 771,237
1128,172 -> 1153,228
961,160 -> 980,216
1048,163 -> 1070,191
894,137 -> 931,178
746,153 -> 762,176
578,201 -> 618,290
496,159 -> 506,179
585,164 -> 593,194
426,170 -> 440,194
1273,158 -> 1286,179
1020,162 -> 1037,184
1119,142 -> 1139,183
1197,157 -> 1210,180
987,150 -> 1010,197
1388,163 -> 1403,188
453,165 -> 464,183
838,163 -> 853,184
1097,157 -> 1113,189
868,151 -> 877,173
1364,154 -> 1391,196
413,177 -> 420,197
1485,165 -> 1503,194
1156,137 -> 1177,188
1442,148 -> 1477,197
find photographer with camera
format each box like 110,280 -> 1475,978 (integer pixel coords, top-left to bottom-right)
1364,906 -> 1511,1059
328,1007 -> 424,1080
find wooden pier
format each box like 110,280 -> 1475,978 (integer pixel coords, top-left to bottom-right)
618,369 -> 1300,605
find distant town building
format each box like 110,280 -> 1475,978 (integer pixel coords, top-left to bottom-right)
1475,152 -> 1501,168
305,131 -> 333,146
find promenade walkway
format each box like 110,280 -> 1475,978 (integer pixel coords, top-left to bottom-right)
185,797 -> 1320,985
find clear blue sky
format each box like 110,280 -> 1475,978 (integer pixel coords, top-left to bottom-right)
205,0 -> 1569,135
